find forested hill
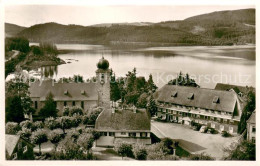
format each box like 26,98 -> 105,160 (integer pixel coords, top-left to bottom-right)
5,23 -> 27,37
6,8 -> 255,46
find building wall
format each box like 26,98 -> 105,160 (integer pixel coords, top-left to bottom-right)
96,131 -> 151,147
6,139 -> 34,160
247,123 -> 256,142
31,98 -> 98,116
156,106 -> 239,134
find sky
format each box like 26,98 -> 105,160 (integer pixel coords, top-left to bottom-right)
5,5 -> 255,27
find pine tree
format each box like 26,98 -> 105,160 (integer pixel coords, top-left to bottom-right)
147,74 -> 158,93
39,92 -> 57,119
147,95 -> 157,116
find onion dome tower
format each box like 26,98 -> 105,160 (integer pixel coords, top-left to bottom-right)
96,56 -> 111,109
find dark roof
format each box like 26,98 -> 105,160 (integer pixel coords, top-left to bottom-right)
29,80 -> 98,101
95,109 -> 151,131
247,110 -> 256,124
214,83 -> 255,94
153,85 -> 238,113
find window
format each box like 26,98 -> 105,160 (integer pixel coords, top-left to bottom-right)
252,137 -> 255,143
23,145 -> 27,153
72,101 -> 76,106
101,74 -> 105,78
141,133 -> 147,137
213,96 -> 220,103
104,132 -> 107,136
34,101 -> 38,109
171,91 -> 178,97
252,127 -> 256,133
187,93 -> 194,100
121,132 -> 126,135
64,101 -> 67,106
109,132 -> 115,136
64,90 -> 68,95
81,101 -> 84,109
129,133 -> 136,137
18,142 -> 22,149
12,153 -> 17,160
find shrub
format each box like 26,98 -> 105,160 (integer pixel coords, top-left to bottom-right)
31,129 -> 48,155
190,152 -> 215,160
66,129 -> 80,140
209,128 -> 219,134
5,122 -> 21,134
77,133 -> 95,154
19,120 -> 33,129
222,131 -> 232,137
62,106 -> 70,116
45,117 -> 61,130
133,143 -> 148,160
70,115 -> 82,128
48,129 -> 64,151
70,106 -> 83,116
17,127 -> 32,141
32,121 -> 44,131
114,140 -> 133,159
82,115 -> 90,125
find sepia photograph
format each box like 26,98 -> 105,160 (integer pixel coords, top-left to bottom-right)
1,0 -> 258,165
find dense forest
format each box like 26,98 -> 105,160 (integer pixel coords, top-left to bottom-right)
5,9 -> 255,47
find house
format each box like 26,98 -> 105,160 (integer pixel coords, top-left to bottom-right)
29,56 -> 111,116
153,85 -> 242,134
5,134 -> 35,160
95,107 -> 151,147
247,110 -> 256,143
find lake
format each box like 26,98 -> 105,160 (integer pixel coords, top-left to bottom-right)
30,44 -> 255,89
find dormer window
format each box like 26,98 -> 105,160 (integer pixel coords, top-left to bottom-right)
64,90 -> 68,95
81,90 -> 85,95
171,91 -> 178,98
213,96 -> 220,103
187,93 -> 194,100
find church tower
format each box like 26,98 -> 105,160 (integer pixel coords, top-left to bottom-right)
96,56 -> 111,109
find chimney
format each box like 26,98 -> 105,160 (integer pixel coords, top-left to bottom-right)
112,107 -> 115,113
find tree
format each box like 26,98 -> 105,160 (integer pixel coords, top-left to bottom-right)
147,74 -> 158,93
6,96 -> 25,123
168,71 -> 199,87
19,120 -> 33,129
5,122 -> 21,134
77,133 -> 95,155
39,92 -> 58,119
44,117 -> 61,130
31,129 -> 48,155
161,138 -> 174,154
55,136 -> 87,160
48,129 -> 64,151
114,140 -> 133,159
110,70 -> 121,105
137,93 -> 148,108
56,116 -> 72,134
147,95 -> 157,116
238,91 -> 255,133
6,78 -> 34,114
88,109 -> 101,125
133,143 -> 148,160
17,127 -> 32,141
223,141 -> 255,160
5,37 -> 30,53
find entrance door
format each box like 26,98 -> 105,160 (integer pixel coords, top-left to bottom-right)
229,126 -> 233,133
